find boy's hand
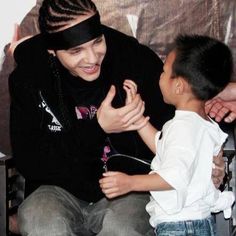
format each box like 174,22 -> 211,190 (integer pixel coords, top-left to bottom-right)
123,80 -> 149,129
99,171 -> 133,199
123,79 -> 137,105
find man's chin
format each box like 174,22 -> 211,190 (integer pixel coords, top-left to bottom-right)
70,67 -> 100,81
79,71 -> 101,82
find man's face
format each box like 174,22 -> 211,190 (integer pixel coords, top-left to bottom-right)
55,34 -> 107,81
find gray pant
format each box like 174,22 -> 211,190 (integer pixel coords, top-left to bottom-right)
18,185 -> 155,236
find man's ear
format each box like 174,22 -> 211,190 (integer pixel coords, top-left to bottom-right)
47,49 -> 56,56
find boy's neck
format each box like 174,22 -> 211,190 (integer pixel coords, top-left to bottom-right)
175,99 -> 208,120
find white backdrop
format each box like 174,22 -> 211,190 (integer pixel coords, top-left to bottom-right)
0,0 -> 36,69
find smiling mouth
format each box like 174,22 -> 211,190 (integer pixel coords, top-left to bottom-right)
81,65 -> 100,74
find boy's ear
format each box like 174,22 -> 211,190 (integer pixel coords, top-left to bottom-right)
175,77 -> 184,95
175,77 -> 191,95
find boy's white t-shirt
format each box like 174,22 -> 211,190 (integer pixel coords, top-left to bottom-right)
146,110 -> 232,227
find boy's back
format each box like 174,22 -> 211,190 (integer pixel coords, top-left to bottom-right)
147,110 -> 229,226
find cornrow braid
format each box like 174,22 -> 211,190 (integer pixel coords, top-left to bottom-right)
39,0 -> 97,33
44,16 -> 74,32
48,54 -> 71,131
48,1 -> 80,17
58,0 -> 88,12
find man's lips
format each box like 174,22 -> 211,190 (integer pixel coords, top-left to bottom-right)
81,65 -> 100,74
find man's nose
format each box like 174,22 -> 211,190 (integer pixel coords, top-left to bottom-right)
84,48 -> 97,64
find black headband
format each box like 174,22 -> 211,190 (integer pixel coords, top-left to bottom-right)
43,13 -> 102,50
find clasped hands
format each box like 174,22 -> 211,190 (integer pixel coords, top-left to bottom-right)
97,81 -> 149,133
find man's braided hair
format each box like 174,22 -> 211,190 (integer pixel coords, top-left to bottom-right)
39,0 -> 97,33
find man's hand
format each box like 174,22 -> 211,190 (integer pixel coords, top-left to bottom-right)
212,149 -> 225,188
205,98 -> 236,123
205,82 -> 236,123
97,85 -> 149,133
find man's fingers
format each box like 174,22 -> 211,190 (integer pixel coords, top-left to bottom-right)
213,149 -> 224,166
206,99 -> 236,123
224,111 -> 236,123
205,98 -> 223,118
212,168 -> 224,177
212,177 -> 221,188
118,94 -> 143,119
124,102 -> 146,126
101,85 -> 116,107
212,148 -> 225,188
214,106 -> 230,122
122,99 -> 145,125
222,101 -> 236,123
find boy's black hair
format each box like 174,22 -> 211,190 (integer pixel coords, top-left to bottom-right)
172,34 -> 233,100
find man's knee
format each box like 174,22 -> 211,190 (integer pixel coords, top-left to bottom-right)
98,193 -> 153,236
18,185 -> 82,236
18,185 -> 67,221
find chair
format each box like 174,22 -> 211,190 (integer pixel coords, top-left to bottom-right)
0,155 -> 25,236
214,123 -> 236,236
0,46 -> 25,236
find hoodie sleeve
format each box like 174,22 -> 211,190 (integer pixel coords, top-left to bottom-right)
9,67 -> 45,181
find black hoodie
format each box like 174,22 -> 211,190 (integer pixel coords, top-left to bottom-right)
9,25 -> 174,202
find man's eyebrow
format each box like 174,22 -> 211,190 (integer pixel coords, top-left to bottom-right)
68,45 -> 82,52
68,35 -> 103,52
95,35 -> 103,40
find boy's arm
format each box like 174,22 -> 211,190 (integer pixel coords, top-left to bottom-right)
99,171 -> 173,199
137,122 -> 157,154
123,79 -> 158,153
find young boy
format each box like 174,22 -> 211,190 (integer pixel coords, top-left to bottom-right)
99,35 -> 235,235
